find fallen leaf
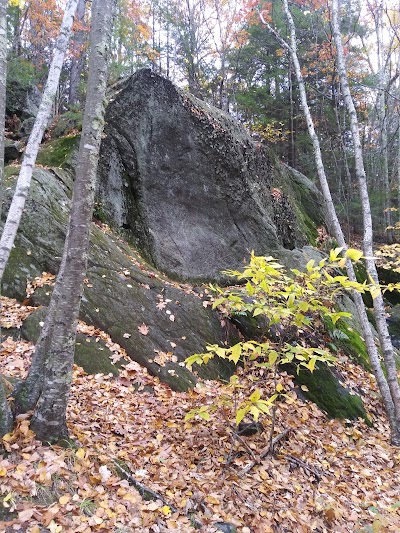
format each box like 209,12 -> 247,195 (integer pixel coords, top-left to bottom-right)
59,494 -> 71,505
18,508 -> 34,522
138,324 -> 149,335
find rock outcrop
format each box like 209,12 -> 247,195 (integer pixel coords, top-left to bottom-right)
1,168 -> 234,391
97,69 -> 324,282
0,72 -> 368,420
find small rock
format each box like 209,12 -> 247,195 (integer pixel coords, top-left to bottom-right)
213,522 -> 237,533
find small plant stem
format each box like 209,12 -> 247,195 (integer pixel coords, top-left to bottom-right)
268,363 -> 278,451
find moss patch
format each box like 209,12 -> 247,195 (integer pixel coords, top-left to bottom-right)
296,208 -> 319,245
282,165 -> 324,245
324,316 -> 371,371
289,362 -> 371,424
4,165 -> 20,179
36,135 -> 80,168
52,111 -> 83,138
21,308 -> 125,376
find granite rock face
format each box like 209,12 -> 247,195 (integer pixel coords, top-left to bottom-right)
97,69 -> 324,281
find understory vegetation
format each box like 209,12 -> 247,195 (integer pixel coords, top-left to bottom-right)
2,0 -> 400,531
2,246 -> 400,531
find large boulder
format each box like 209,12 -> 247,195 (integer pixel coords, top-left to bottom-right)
97,69 -> 324,282
1,168 -> 234,391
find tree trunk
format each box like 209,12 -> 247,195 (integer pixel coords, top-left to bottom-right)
261,0 -> 399,444
0,0 -> 6,215
332,0 -> 400,444
0,0 -> 13,437
68,0 -> 87,107
374,0 -> 393,242
0,377 -> 13,437
0,0 -> 79,285
25,0 -> 115,443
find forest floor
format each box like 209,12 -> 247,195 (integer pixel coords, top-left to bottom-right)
0,291 -> 400,533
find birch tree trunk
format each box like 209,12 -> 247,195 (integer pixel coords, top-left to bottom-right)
0,0 -> 6,215
0,0 -> 14,437
332,0 -> 400,444
0,0 -> 79,285
22,0 -> 115,443
374,0 -> 393,242
261,0 -> 400,444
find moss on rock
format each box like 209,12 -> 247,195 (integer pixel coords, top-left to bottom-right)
36,135 -> 80,168
52,111 -> 82,138
280,164 -> 325,246
324,316 -> 371,371
289,362 -> 371,424
21,308 -> 126,376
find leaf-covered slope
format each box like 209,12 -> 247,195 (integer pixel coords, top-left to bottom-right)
0,303 -> 399,532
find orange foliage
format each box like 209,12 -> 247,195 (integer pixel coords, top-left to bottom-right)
241,0 -> 270,25
23,0 -> 63,65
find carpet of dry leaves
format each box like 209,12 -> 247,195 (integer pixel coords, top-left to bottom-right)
1,293 -> 400,533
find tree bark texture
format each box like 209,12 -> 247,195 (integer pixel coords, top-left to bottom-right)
27,0 -> 115,442
0,0 -> 14,435
0,0 -> 79,285
262,0 -> 397,442
0,377 -> 13,437
0,0 -> 6,215
374,0 -> 393,242
68,0 -> 87,106
332,0 -> 400,445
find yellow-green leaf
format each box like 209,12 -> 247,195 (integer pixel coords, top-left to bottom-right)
345,248 -> 363,262
306,259 -> 315,272
236,407 -> 247,425
370,285 -> 381,299
268,350 -> 279,366
307,357 -> 317,372
250,388 -> 261,402
298,301 -> 309,312
329,247 -> 343,261
230,343 -> 242,364
249,405 -> 260,420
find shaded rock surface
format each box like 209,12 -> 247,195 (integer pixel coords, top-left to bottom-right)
6,81 -> 41,121
21,307 -> 125,376
4,139 -> 23,163
1,169 -> 235,391
97,69 -> 324,282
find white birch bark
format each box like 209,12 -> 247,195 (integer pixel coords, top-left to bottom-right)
0,0 -> 6,214
397,52 -> 400,222
332,0 -> 400,444
0,0 -> 79,284
0,0 -> 13,438
261,0 -> 400,444
374,1 -> 393,241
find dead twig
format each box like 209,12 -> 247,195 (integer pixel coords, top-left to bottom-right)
284,454 -> 323,481
111,459 -> 204,529
241,428 -> 291,475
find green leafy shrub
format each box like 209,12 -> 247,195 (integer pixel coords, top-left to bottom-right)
185,249 -> 373,428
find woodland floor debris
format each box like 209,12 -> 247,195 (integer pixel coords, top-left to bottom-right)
0,295 -> 400,532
